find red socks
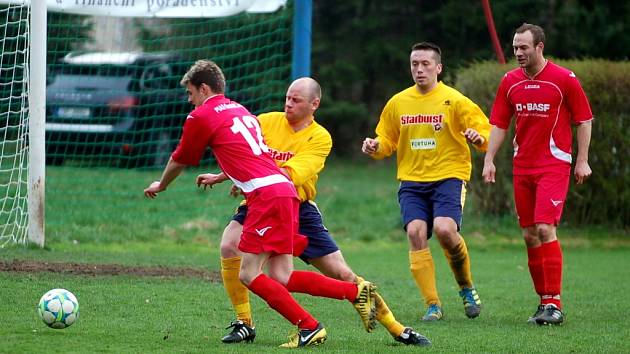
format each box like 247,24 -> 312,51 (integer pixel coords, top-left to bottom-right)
248,274 -> 318,330
528,240 -> 563,309
541,240 -> 563,308
286,270 -> 358,301
527,245 -> 545,296
246,271 -> 360,331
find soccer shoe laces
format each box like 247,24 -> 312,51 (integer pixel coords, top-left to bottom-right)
395,327 -> 432,346
459,287 -> 481,306
221,320 -> 256,343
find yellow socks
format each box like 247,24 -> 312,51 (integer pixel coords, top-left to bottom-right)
374,292 -> 406,337
409,248 -> 440,306
443,236 -> 473,289
220,256 -> 253,327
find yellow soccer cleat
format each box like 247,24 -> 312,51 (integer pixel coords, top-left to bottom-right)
279,323 -> 327,348
352,280 -> 377,332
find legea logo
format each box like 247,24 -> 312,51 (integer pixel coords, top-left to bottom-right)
515,103 -> 550,112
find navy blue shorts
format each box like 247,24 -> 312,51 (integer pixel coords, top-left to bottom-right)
397,178 -> 465,239
231,201 -> 339,262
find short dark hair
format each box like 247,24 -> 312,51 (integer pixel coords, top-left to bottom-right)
515,23 -> 545,45
180,59 -> 226,94
411,42 -> 442,63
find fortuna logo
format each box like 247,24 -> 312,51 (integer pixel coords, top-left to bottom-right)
550,199 -> 563,207
255,226 -> 272,236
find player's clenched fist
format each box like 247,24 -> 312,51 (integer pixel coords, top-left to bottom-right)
361,138 -> 379,154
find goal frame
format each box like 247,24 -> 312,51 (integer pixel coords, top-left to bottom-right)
23,0 -> 312,247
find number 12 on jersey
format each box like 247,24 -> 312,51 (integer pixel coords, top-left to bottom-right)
230,116 -> 269,155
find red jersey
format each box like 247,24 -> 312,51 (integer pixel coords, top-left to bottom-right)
490,60 -> 593,174
171,95 -> 296,198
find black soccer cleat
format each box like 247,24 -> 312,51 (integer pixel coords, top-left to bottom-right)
221,320 -> 256,343
526,304 -> 545,324
535,304 -> 564,326
395,327 -> 432,347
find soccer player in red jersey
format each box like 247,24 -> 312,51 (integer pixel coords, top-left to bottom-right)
482,23 -> 593,325
143,60 -> 377,347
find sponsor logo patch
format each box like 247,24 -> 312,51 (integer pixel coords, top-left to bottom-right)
410,138 -> 436,150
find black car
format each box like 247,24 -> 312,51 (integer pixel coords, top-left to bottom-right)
45,52 -> 192,168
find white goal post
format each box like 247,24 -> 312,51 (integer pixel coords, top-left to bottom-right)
28,0 -> 46,247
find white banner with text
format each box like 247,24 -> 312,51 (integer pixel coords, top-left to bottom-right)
0,0 -> 286,17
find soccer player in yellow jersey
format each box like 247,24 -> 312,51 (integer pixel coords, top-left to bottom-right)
197,77 -> 430,346
362,42 -> 491,322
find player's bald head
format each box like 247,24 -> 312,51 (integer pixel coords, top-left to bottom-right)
288,77 -> 321,102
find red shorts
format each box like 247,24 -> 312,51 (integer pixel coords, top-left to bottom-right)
513,172 -> 569,228
238,195 -> 306,256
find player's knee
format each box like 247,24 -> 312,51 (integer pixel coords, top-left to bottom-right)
535,224 -> 556,242
220,222 -> 242,258
332,265 -> 356,282
406,220 -> 427,239
220,239 -> 240,258
433,217 -> 456,236
522,227 -> 540,247
433,223 -> 453,239
433,224 -> 459,248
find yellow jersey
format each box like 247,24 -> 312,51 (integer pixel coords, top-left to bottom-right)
371,82 -> 491,182
258,112 -> 332,202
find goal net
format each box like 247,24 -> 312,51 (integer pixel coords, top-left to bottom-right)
1,0 -> 294,247
0,3 -> 29,247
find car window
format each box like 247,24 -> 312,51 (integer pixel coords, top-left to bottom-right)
53,64 -> 138,77
140,63 -> 174,90
48,74 -> 133,91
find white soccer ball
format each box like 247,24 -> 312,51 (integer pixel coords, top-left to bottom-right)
37,289 -> 79,329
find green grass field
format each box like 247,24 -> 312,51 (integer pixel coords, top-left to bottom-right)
1,160 -> 629,353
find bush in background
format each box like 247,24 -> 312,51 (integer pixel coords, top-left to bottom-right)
317,98 -> 370,156
457,59 -> 629,228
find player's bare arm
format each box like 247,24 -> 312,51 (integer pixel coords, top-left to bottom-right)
196,172 -> 229,190
574,120 -> 593,185
143,157 -> 187,198
361,138 -> 379,154
482,126 -> 508,184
